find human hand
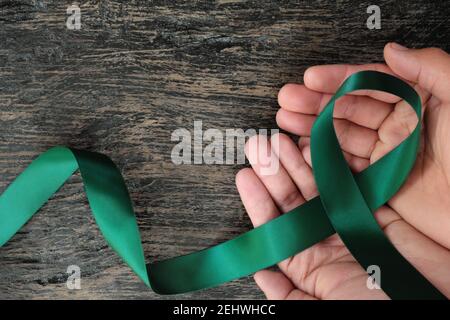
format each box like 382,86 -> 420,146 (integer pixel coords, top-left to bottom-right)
236,43 -> 450,299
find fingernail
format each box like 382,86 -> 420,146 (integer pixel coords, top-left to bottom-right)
390,42 -> 409,51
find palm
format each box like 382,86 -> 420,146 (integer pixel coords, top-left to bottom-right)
388,98 -> 450,249
236,45 -> 450,299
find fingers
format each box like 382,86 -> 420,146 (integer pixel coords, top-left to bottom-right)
254,270 -> 317,300
384,43 -> 450,102
235,168 -> 280,227
304,64 -> 401,103
369,80 -> 431,163
275,109 -> 315,140
238,135 -> 306,274
277,109 -> 378,159
235,161 -> 294,273
244,135 -> 305,213
270,133 -> 318,200
299,137 -> 370,173
277,84 -> 322,114
371,98 -> 421,163
278,84 -> 393,130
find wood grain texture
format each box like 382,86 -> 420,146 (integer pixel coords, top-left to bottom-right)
0,0 -> 449,299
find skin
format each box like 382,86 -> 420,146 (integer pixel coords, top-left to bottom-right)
236,43 -> 450,299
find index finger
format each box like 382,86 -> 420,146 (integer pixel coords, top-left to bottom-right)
304,64 -> 403,103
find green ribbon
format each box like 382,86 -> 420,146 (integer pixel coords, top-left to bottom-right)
0,71 -> 445,299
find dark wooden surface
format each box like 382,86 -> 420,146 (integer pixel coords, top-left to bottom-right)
0,0 -> 449,299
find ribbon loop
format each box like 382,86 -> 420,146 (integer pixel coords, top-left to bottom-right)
311,71 -> 444,300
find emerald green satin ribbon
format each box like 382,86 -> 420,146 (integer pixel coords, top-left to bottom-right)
0,71 -> 445,299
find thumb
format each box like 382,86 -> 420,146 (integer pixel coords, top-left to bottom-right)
384,43 -> 450,101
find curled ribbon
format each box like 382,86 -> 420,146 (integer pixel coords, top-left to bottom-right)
0,71 -> 445,299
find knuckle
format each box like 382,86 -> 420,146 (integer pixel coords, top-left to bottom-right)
279,190 -> 302,212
